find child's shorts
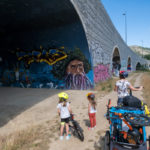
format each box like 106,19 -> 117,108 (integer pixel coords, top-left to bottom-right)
61,117 -> 70,124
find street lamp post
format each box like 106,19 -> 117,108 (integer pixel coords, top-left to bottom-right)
141,40 -> 143,58
123,13 -> 127,44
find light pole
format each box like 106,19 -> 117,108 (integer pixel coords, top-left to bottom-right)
141,40 -> 143,58
123,13 -> 127,44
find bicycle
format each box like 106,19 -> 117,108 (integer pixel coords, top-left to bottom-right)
104,99 -> 150,150
62,114 -> 84,141
68,114 -> 84,141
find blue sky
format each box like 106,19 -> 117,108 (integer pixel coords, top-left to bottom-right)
101,0 -> 150,48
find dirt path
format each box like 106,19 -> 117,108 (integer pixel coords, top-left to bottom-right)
48,73 -> 144,150
0,73 -> 149,150
133,73 -> 150,142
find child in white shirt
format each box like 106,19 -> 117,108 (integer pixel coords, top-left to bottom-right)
57,92 -> 72,140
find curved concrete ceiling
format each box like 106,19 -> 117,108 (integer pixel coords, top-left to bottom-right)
0,0 -> 78,34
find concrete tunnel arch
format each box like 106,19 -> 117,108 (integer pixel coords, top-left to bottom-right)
0,0 -> 94,89
136,62 -> 141,70
0,0 -> 91,57
127,56 -> 131,71
112,47 -> 121,75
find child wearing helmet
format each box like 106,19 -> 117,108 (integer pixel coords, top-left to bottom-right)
87,93 -> 97,130
57,92 -> 72,140
114,71 -> 143,106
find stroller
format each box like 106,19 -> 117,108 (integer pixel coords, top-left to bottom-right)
104,96 -> 150,150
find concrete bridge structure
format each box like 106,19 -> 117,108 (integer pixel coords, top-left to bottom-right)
0,0 -> 148,89
71,0 -> 148,70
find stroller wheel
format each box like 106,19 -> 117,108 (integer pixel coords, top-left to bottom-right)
104,131 -> 110,150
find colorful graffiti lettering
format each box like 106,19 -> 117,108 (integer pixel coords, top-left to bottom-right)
16,48 -> 67,65
94,64 -> 110,83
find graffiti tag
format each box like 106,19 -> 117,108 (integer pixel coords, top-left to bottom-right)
94,64 -> 110,83
16,48 -> 67,65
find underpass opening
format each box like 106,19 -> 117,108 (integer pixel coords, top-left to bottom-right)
0,0 -> 93,90
127,57 -> 131,71
136,62 -> 141,70
112,47 -> 121,76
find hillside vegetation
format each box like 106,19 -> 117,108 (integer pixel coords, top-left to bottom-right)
130,45 -> 150,56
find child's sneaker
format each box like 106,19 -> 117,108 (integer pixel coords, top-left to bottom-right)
88,127 -> 94,130
60,136 -> 64,140
66,135 -> 70,140
88,127 -> 91,130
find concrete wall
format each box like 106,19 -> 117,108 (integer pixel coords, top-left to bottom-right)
71,0 -> 147,82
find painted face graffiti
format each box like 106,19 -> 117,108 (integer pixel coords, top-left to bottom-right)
65,59 -> 93,90
66,60 -> 84,75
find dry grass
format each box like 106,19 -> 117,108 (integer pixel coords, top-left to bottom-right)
0,119 -> 60,150
141,72 -> 150,107
94,73 -> 138,102
95,77 -> 118,98
128,72 -> 139,85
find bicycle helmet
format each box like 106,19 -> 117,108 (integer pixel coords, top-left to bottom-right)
119,71 -> 128,78
87,93 -> 95,100
58,92 -> 69,101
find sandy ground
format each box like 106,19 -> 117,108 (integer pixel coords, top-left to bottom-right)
0,73 -> 150,150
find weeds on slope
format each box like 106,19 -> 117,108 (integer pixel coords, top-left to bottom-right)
95,78 -> 117,97
95,72 -> 136,98
0,119 -> 60,150
142,72 -> 150,107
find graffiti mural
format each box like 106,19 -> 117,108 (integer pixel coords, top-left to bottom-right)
65,59 -> 92,90
94,64 -> 110,83
16,48 -> 67,66
52,48 -> 93,90
88,39 -> 110,66
0,47 -> 93,90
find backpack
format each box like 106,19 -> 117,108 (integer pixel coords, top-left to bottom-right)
123,96 -> 142,108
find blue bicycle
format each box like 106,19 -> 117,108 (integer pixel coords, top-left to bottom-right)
104,99 -> 150,150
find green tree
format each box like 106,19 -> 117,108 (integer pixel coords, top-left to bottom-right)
144,54 -> 150,60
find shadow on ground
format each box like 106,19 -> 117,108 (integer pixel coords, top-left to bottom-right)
83,119 -> 90,127
94,135 -> 105,150
0,87 -> 61,127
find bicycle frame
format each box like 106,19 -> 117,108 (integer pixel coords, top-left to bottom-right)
105,99 -> 150,150
69,114 -> 84,141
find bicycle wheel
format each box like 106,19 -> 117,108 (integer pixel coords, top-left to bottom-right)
73,121 -> 84,141
76,127 -> 84,141
123,113 -> 150,126
104,131 -> 110,150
